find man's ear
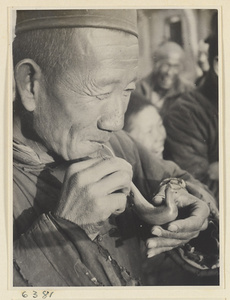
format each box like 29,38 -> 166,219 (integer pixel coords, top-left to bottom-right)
14,59 -> 43,112
213,56 -> 218,76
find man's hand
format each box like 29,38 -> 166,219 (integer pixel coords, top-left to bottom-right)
146,184 -> 210,258
53,157 -> 133,235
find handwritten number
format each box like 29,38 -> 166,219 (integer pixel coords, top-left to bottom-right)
22,291 -> 28,298
33,291 -> 38,298
42,291 -> 50,299
22,290 -> 54,298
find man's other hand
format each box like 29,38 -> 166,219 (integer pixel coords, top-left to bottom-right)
146,186 -> 210,258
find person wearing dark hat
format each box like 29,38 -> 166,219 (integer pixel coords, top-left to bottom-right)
13,9 -> 216,286
195,39 -> 210,86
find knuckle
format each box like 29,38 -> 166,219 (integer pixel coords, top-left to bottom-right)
67,164 -> 78,175
65,168 -> 86,187
121,170 -> 132,183
117,158 -> 133,173
161,230 -> 170,238
176,240 -> 184,247
146,238 -> 154,248
152,238 -> 160,247
117,205 -> 126,214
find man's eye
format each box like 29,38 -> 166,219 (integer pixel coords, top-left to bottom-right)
96,93 -> 110,100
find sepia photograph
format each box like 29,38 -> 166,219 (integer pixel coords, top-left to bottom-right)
11,8 -> 220,288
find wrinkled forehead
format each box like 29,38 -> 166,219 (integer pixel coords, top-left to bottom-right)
69,27 -> 139,75
52,27 -> 139,90
74,27 -> 138,57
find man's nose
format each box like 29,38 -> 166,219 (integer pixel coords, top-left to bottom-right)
97,98 -> 125,132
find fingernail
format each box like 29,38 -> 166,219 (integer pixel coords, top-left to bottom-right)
146,240 -> 156,248
147,252 -> 154,258
168,224 -> 178,232
151,227 -> 162,236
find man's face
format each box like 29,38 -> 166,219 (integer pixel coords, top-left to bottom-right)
155,53 -> 182,90
33,28 -> 139,160
197,41 -> 209,72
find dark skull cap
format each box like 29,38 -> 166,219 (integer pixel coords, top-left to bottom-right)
15,9 -> 138,37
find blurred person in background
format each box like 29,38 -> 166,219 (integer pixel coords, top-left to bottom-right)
135,41 -> 194,119
124,92 -> 166,159
164,11 -> 219,202
195,39 -> 210,86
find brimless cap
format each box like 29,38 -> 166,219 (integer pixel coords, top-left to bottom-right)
15,9 -> 138,37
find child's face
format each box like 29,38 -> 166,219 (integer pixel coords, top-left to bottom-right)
129,106 -> 166,158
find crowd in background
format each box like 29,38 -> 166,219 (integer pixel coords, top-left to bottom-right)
124,10 -> 218,204
123,10 -> 219,285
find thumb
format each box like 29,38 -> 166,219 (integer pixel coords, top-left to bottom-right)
152,184 -> 167,205
167,196 -> 210,233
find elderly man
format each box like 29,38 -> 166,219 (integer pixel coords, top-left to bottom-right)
13,10 -> 216,286
136,41 -> 194,118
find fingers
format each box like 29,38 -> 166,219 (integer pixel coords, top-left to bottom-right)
151,226 -> 200,240
163,192 -> 209,233
146,246 -> 174,258
167,214 -> 207,234
186,181 -> 219,219
65,157 -> 133,195
146,237 -> 190,249
146,237 -> 191,258
57,157 -> 132,226
79,157 -> 133,184
91,170 -> 132,196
